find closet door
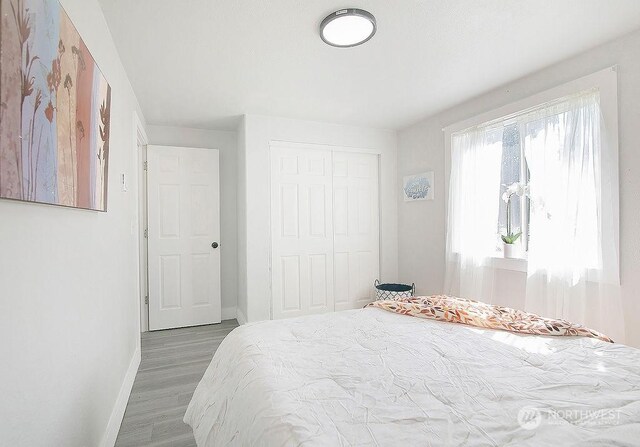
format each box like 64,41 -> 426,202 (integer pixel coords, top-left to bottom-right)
333,152 -> 380,311
271,145 -> 335,319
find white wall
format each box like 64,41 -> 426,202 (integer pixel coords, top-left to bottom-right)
146,125 -> 238,320
0,0 -> 146,446
238,114 -> 399,322
397,121 -> 447,297
397,29 -> 640,348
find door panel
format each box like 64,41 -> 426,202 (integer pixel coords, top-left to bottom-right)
271,146 -> 335,319
333,151 -> 380,311
148,145 -> 221,330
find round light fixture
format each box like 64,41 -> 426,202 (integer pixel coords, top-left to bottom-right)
320,9 -> 376,48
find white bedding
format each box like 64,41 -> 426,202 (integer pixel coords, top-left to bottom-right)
184,308 -> 640,446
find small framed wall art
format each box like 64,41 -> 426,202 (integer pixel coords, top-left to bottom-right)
403,171 -> 434,202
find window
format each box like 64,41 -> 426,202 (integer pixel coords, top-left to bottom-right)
451,94 -> 604,259
446,67 -> 618,273
496,123 -> 530,252
444,68 -> 620,325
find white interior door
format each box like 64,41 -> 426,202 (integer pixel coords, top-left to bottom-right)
333,151 -> 380,310
147,145 -> 221,330
271,145 -> 335,319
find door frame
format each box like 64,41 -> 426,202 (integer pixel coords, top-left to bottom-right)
267,140 -> 383,320
134,112 -> 150,332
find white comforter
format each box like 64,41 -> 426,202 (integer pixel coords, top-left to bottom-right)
184,308 -> 640,446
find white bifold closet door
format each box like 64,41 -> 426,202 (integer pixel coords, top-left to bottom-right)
332,151 -> 380,311
270,146 -> 335,319
271,144 -> 379,320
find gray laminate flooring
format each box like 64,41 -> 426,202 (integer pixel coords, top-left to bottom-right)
115,320 -> 239,447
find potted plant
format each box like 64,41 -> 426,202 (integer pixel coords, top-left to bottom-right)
501,182 -> 529,258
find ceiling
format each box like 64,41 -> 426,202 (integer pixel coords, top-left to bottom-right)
99,0 -> 640,131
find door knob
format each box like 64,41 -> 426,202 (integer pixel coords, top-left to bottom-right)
211,242 -> 219,249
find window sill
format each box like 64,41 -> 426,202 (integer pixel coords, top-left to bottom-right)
450,251 -> 528,273
490,255 -> 528,273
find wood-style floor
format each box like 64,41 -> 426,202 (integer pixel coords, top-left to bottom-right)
115,320 -> 239,447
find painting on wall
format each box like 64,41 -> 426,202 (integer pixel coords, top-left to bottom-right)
403,171 -> 434,202
0,0 -> 112,211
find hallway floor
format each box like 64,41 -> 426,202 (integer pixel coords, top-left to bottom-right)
115,320 -> 238,447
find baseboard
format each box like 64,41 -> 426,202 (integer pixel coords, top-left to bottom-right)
221,306 -> 237,321
99,345 -> 141,447
236,307 -> 248,325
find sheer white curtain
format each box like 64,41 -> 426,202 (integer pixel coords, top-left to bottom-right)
444,127 -> 503,302
522,92 -> 624,341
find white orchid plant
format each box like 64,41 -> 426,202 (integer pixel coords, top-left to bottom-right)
501,182 -> 530,245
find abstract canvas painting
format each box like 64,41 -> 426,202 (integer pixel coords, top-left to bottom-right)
0,0 -> 111,211
403,171 -> 434,202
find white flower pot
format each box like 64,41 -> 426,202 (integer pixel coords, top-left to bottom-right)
503,243 -> 519,258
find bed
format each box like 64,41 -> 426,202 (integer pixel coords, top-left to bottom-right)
184,301 -> 640,446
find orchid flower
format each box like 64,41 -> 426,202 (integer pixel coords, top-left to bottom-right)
502,182 -> 529,203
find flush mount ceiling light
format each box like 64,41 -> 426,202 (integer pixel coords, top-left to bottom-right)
320,9 -> 376,48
